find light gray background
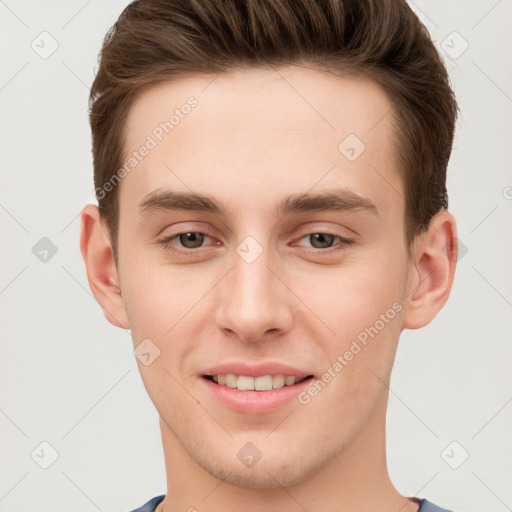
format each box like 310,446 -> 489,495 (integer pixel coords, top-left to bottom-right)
1,1 -> 511,511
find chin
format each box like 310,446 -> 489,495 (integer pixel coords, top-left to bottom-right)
207,461 -> 309,489
194,444 -> 324,490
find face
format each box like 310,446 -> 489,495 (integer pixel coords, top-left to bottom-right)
113,66 -> 413,488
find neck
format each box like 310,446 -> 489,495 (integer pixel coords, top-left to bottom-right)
156,392 -> 418,512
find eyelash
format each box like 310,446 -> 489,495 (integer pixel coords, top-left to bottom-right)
157,230 -> 355,255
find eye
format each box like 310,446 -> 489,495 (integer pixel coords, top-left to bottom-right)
296,232 -> 354,252
157,230 -> 355,256
175,232 -> 209,249
158,231 -> 216,253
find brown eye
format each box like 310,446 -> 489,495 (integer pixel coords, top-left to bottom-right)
158,230 -> 217,255
295,232 -> 355,253
308,233 -> 337,249
178,232 -> 205,248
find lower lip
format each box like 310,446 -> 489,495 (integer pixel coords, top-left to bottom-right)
201,376 -> 313,414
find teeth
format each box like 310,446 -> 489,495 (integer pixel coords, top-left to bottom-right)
209,374 -> 306,391
255,375 -> 273,391
237,375 -> 254,390
284,376 -> 296,386
225,374 -> 237,388
272,374 -> 285,388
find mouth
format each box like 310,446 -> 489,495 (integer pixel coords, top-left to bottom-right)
199,362 -> 316,413
202,373 -> 315,391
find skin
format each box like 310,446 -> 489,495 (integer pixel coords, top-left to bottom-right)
80,65 -> 458,512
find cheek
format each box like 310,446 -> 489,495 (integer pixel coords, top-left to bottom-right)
121,255 -> 206,334
121,237 -> 408,352
290,259 -> 404,335
120,260 -> 217,389
288,256 -> 406,391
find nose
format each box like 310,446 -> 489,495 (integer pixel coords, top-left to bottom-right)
214,241 -> 293,344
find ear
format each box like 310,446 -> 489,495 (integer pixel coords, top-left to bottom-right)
402,211 -> 458,329
79,204 -> 130,329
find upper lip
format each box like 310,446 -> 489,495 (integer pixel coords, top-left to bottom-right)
201,361 -> 314,378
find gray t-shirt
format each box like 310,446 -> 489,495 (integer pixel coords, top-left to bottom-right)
128,495 -> 456,511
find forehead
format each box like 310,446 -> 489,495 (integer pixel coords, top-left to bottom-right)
119,65 -> 402,221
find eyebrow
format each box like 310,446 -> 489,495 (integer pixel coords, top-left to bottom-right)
138,187 -> 379,217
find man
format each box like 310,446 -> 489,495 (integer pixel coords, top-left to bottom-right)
80,0 -> 459,510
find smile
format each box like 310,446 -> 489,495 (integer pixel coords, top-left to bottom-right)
204,374 -> 312,391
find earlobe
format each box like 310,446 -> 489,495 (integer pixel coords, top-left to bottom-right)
402,211 -> 458,330
79,204 -> 130,329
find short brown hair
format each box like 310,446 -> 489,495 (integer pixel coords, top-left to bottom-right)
89,0 -> 458,265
